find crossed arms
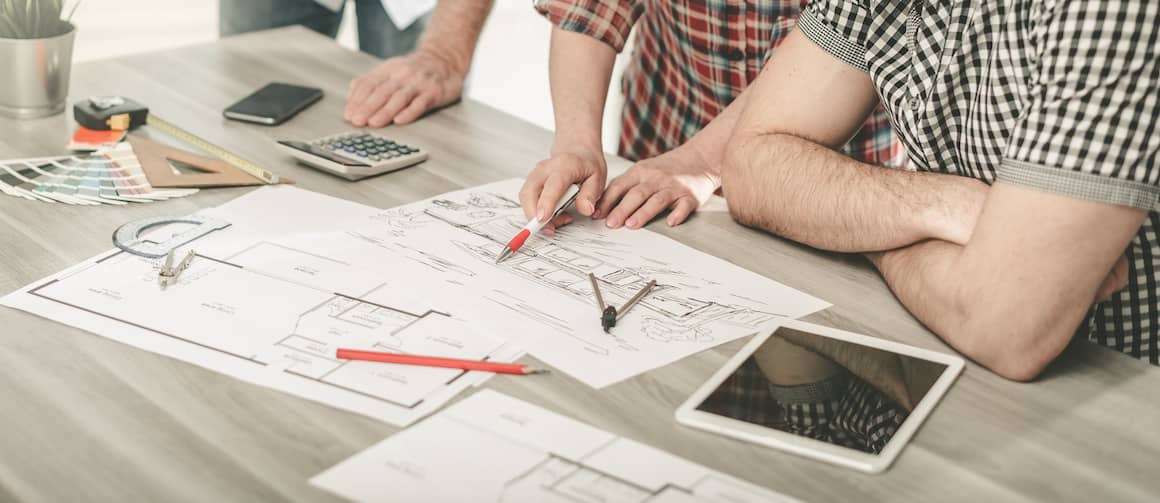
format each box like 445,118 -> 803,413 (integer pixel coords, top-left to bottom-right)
719,31 -> 1145,381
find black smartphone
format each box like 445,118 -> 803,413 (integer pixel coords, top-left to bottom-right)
223,83 -> 323,126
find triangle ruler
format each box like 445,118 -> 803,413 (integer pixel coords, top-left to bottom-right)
128,134 -> 293,188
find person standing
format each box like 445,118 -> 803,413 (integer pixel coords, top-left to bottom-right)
519,0 -> 904,232
219,0 -> 430,60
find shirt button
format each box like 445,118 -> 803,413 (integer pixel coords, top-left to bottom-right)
727,49 -> 745,61
910,97 -> 921,111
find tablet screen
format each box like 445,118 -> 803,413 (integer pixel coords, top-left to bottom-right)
694,326 -> 948,455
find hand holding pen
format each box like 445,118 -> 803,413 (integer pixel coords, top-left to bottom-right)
497,184 -> 580,263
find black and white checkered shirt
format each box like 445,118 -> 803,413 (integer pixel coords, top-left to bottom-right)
797,0 -> 1160,364
697,359 -> 906,454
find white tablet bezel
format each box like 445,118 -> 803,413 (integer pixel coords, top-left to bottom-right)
675,319 -> 964,474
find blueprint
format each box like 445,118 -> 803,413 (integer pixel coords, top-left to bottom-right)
0,186 -> 520,426
2,179 -> 828,426
337,179 -> 830,387
311,389 -> 797,503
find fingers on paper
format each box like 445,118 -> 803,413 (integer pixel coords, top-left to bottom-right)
666,197 -> 697,226
606,186 -> 655,229
519,165 -> 548,221
624,192 -> 676,229
537,171 -> 574,223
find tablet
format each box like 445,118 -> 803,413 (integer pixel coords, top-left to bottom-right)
675,320 -> 963,473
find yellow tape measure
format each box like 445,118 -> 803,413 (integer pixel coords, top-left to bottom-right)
74,96 -> 280,185
145,114 -> 280,185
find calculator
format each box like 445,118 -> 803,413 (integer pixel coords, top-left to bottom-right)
276,132 -> 427,180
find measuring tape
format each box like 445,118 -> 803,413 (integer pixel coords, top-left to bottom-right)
74,96 -> 280,185
144,114 -> 280,184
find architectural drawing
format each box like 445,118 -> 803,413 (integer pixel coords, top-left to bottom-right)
3,180 -> 827,402
311,390 -> 796,503
409,189 -> 789,338
12,236 -> 510,426
347,179 -> 828,387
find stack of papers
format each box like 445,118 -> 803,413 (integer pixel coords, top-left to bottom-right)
2,180 -> 827,425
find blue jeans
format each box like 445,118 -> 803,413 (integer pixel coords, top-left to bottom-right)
219,0 -> 428,59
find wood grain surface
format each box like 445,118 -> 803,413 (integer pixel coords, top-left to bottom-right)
0,27 -> 1155,502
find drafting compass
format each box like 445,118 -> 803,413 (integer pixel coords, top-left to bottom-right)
157,249 -> 196,290
112,214 -> 229,258
588,273 -> 657,333
112,214 -> 230,289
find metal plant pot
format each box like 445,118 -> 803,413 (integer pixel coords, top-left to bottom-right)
0,24 -> 76,119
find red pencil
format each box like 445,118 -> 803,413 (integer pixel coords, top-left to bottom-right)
336,348 -> 548,375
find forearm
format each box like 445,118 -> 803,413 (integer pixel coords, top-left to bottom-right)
680,88 -> 751,177
416,0 -> 495,75
776,327 -> 911,409
868,240 -> 1093,381
722,133 -> 986,252
548,27 -> 615,155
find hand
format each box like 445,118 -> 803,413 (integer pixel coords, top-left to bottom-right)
344,49 -> 465,127
519,149 -> 607,236
595,144 -> 719,229
1096,253 -> 1131,301
933,177 -> 990,245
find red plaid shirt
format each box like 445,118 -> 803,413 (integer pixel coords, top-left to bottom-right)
534,0 -> 904,165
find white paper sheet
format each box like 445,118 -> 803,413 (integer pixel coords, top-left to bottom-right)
325,179 -> 830,387
0,186 -> 513,427
3,180 -> 828,425
311,389 -> 797,503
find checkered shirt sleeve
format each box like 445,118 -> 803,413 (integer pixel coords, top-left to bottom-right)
794,0 -> 874,72
999,2 -> 1160,209
772,373 -> 906,455
534,0 -> 645,52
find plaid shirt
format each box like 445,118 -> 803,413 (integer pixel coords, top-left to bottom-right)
534,0 -> 905,166
698,359 -> 906,454
799,0 -> 1160,364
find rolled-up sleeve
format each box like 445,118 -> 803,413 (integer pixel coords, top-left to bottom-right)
794,0 -> 873,72
999,1 -> 1160,210
533,0 -> 644,52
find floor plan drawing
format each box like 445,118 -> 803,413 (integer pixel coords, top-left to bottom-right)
1,186 -> 517,426
18,248 -> 508,423
311,389 -> 797,503
2,180 -> 827,418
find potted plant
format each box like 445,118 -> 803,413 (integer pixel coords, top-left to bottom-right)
0,0 -> 81,118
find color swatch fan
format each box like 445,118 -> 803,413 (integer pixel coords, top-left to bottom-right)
0,143 -> 198,205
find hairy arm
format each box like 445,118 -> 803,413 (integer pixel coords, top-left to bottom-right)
868,184 -> 1143,381
721,30 -> 988,252
416,0 -> 495,77
345,0 -> 494,126
767,328 -> 913,410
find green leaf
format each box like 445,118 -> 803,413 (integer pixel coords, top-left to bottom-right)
0,0 -> 75,38
65,0 -> 79,23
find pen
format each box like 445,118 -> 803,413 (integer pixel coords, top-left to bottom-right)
336,348 -> 549,375
496,185 -> 581,264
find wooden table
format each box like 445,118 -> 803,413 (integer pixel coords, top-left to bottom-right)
0,27 -> 1155,502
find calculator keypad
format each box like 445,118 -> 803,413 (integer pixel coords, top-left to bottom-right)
311,133 -> 421,162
